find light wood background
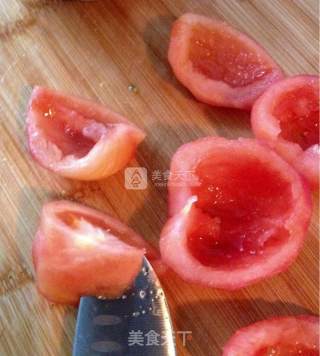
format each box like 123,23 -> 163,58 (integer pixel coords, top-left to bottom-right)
0,0 -> 318,355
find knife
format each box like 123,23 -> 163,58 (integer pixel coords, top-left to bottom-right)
72,258 -> 176,356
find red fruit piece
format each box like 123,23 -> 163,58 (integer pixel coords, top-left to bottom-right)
33,200 -> 159,305
168,13 -> 284,109
27,86 -> 145,180
223,315 -> 319,356
252,75 -> 319,188
161,137 -> 311,289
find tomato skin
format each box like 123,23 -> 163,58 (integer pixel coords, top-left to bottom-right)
161,137 -> 312,289
222,316 -> 319,356
168,13 -> 284,110
32,201 -> 158,305
251,75 -> 319,189
27,87 -> 146,181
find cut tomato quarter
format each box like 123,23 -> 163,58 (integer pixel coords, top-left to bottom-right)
168,13 -> 284,109
160,137 -> 312,289
251,75 -> 319,188
27,87 -> 145,180
32,200 -> 158,305
223,315 -> 319,355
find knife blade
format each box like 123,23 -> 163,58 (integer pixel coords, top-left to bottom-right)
72,258 -> 176,356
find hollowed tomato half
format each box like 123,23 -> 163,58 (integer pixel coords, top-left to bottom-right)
160,137 -> 311,289
252,75 -> 319,188
27,86 -> 145,180
223,315 -> 319,356
168,13 -> 284,109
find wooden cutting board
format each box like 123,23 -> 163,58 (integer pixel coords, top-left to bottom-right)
0,1 -> 318,355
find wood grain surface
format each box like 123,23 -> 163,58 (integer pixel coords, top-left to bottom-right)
0,0 -> 318,355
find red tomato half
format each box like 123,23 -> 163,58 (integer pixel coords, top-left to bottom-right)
161,137 -> 311,289
27,87 -> 145,180
33,201 -> 158,305
168,13 -> 284,110
223,315 -> 319,356
251,75 -> 319,188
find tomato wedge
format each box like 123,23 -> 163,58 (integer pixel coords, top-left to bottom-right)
27,87 -> 145,180
161,137 -> 311,289
168,13 -> 284,109
251,75 -> 319,188
223,315 -> 319,355
32,200 -> 158,305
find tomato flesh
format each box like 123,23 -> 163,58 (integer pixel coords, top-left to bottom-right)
187,156 -> 291,268
274,86 -> 319,150
58,211 -> 143,248
189,25 -> 270,88
256,344 -> 318,356
33,97 -> 104,158
33,201 -> 162,304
